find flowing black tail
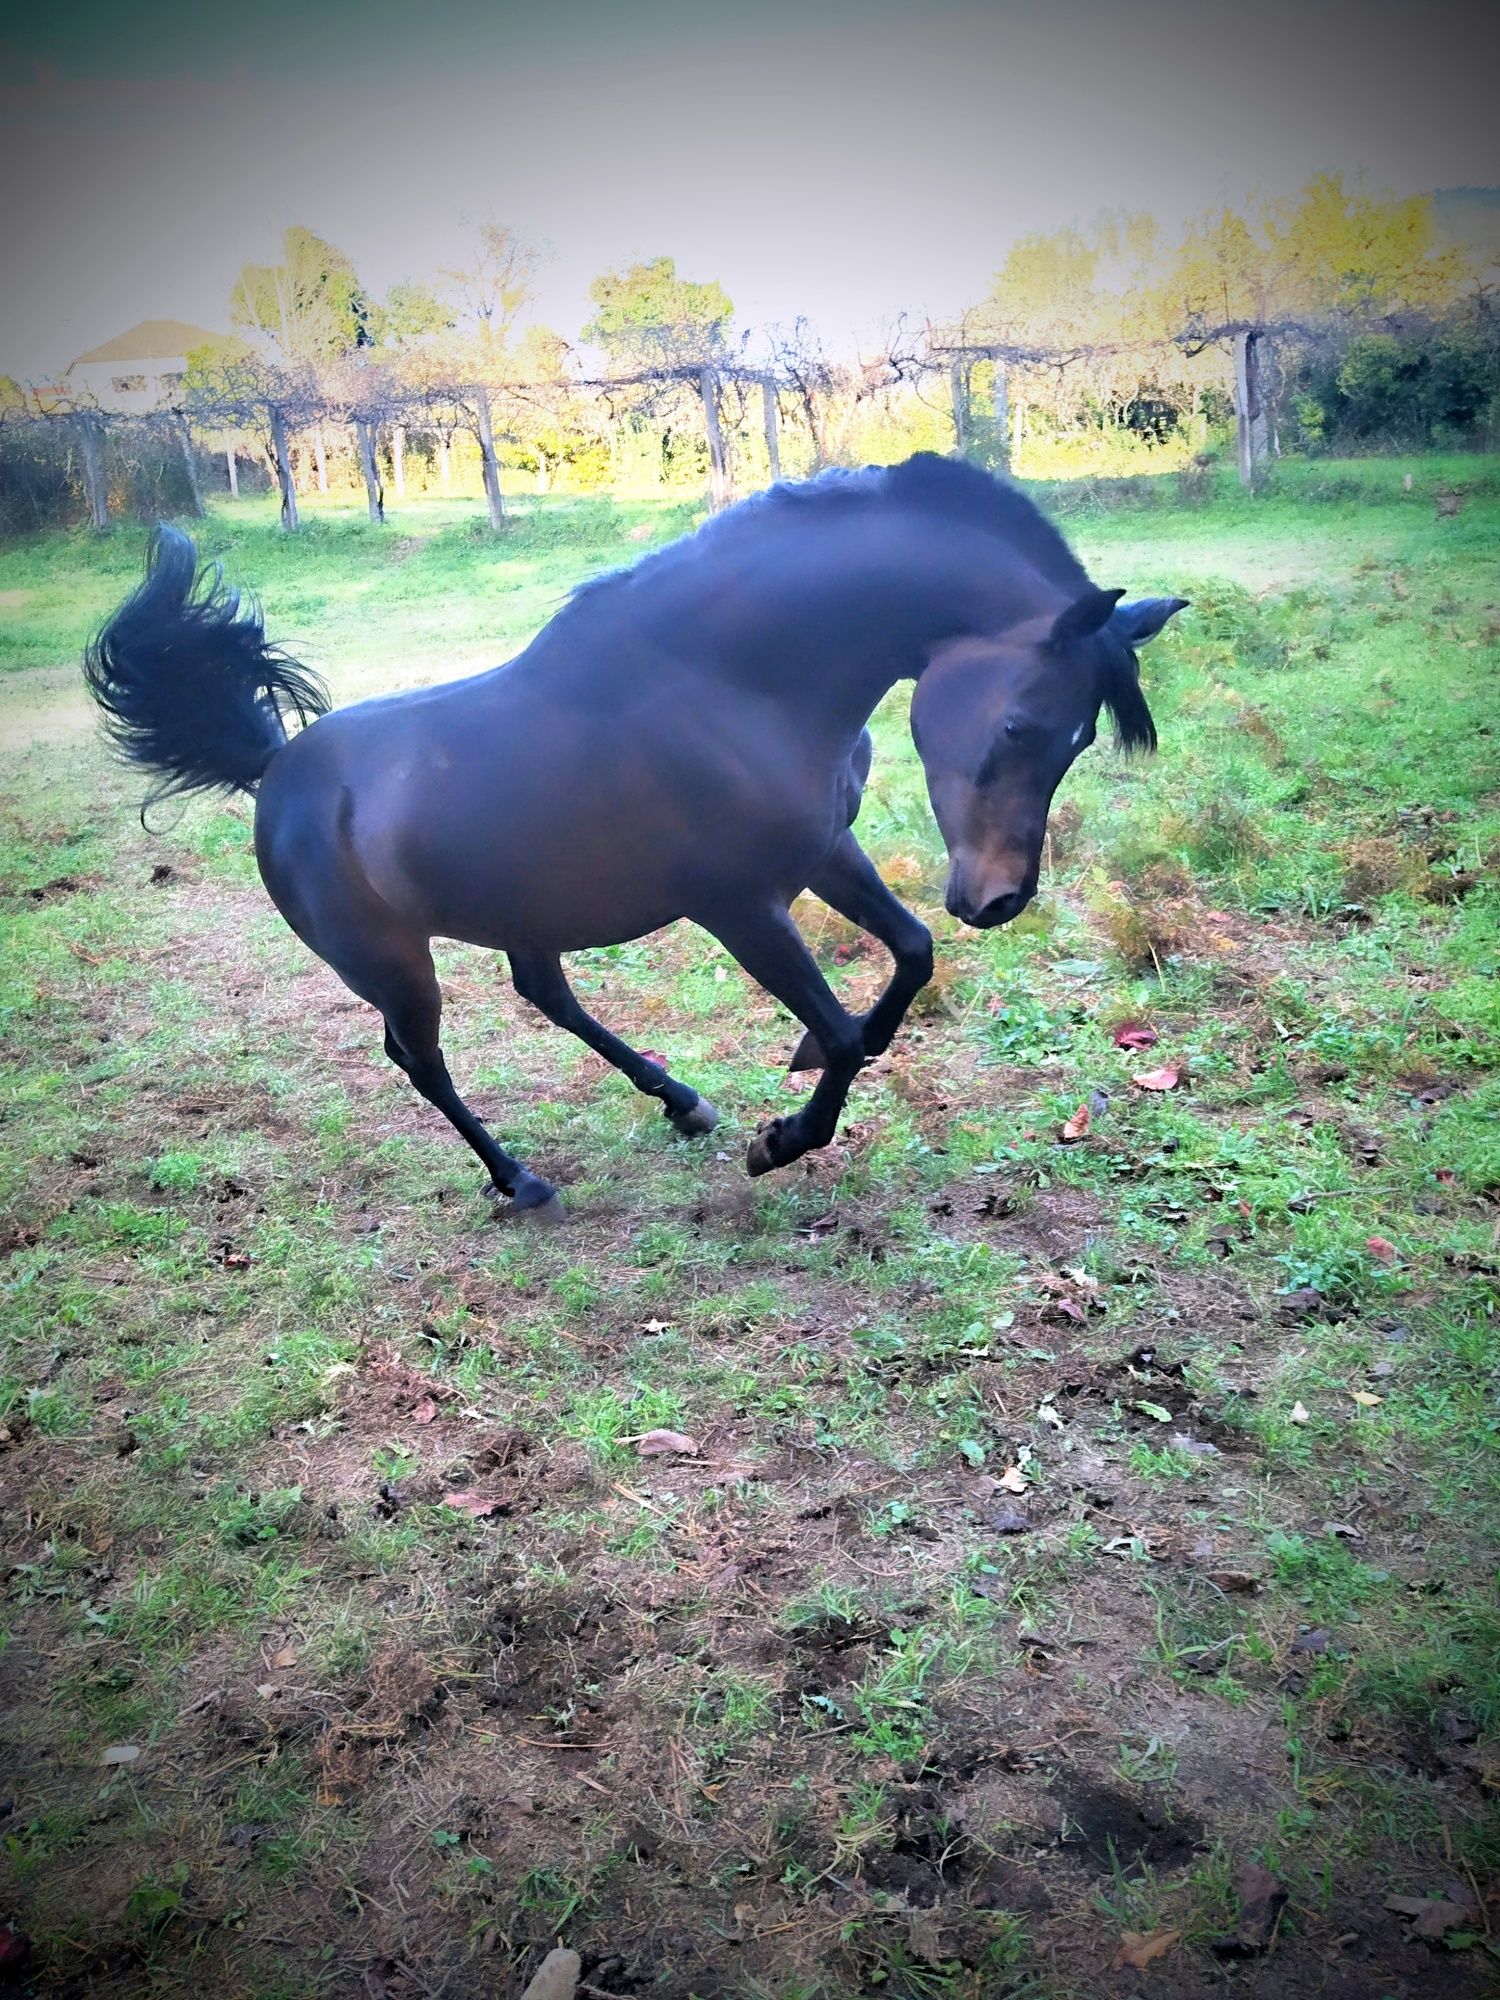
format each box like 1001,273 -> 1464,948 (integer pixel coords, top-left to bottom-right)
83,525 -> 329,817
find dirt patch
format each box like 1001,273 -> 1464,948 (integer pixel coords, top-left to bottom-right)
1051,1769 -> 1204,1873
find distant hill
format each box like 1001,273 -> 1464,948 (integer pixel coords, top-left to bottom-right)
1431,186 -> 1500,276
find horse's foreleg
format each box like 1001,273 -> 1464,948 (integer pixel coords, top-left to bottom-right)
508,952 -> 718,1137
703,904 -> 867,1177
326,932 -> 561,1218
789,832 -> 934,1071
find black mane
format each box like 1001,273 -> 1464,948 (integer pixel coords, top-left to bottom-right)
570,453 -> 1091,611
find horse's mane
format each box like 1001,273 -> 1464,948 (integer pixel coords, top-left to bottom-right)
568,453 -> 1090,611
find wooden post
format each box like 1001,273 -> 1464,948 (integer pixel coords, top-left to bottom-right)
225,445 -> 239,498
699,366 -> 729,510
173,414 -> 204,517
391,424 -> 406,500
1233,329 -> 1268,489
761,376 -> 780,484
74,415 -> 109,532
949,358 -> 969,457
354,420 -> 384,522
473,386 -> 506,531
990,356 -> 1010,473
267,404 -> 299,531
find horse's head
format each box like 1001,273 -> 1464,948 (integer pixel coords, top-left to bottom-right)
911,589 -> 1187,928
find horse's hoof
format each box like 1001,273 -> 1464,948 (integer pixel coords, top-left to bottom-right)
746,1121 -> 785,1177
491,1177 -> 566,1224
668,1096 -> 718,1137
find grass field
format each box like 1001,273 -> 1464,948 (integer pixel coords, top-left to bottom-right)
1,457 -> 1497,1999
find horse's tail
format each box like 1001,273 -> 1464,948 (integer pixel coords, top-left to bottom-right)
83,525 -> 330,819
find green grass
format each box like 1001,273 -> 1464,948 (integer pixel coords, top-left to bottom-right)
1,456 -> 1497,1998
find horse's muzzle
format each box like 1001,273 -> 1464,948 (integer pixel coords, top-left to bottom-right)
946,886 -> 1032,929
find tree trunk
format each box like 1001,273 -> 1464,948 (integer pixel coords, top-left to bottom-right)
991,358 -> 1010,473
313,426 -> 328,494
75,415 -> 109,532
225,445 -> 239,498
473,387 -> 506,530
391,424 -> 406,499
699,367 -> 730,510
1233,330 -> 1269,489
761,377 -> 781,484
535,444 -> 550,494
174,415 -> 204,517
354,420 -> 384,523
438,432 -> 452,493
267,405 -> 299,531
949,359 -> 969,457
1011,396 -> 1026,468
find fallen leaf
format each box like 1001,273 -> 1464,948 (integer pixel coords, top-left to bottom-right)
1132,1065 -> 1181,1092
1170,1432 -> 1219,1456
798,1210 -> 840,1238
1289,1401 -> 1310,1424
0,1926 -> 32,1973
1385,1892 -> 1477,1939
997,1464 -> 1030,1494
442,1490 -> 507,1519
1059,1103 -> 1091,1142
1113,1022 -> 1159,1051
1289,1626 -> 1331,1655
1365,1235 -> 1398,1264
1231,1859 -> 1287,1952
1207,1568 -> 1262,1593
1134,1399 -> 1173,1423
639,1318 -> 672,1334
633,1428 -> 700,1457
1351,1390 -> 1383,1408
412,1397 -> 438,1425
271,1645 -> 298,1670
102,1744 -> 141,1765
1114,1927 -> 1180,1969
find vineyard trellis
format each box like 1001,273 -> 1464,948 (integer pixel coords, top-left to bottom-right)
0,301 -> 1469,534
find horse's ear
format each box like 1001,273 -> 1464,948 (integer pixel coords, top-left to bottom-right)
1112,597 -> 1190,645
1049,587 -> 1125,650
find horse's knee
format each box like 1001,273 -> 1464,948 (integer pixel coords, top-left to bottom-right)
819,1019 -> 866,1074
899,930 -> 935,988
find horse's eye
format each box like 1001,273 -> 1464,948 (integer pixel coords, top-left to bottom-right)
1004,719 -> 1024,741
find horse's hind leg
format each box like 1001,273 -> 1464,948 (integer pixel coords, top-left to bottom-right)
509,952 -> 718,1137
327,931 -> 562,1218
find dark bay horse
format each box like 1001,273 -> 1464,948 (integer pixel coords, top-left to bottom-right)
85,454 -> 1185,1218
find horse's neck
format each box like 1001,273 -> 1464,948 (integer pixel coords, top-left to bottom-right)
751,538 -> 1046,741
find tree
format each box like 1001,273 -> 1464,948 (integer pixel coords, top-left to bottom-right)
405,222 -> 544,531
373,280 -> 453,347
440,222 -> 541,354
583,256 -> 733,368
184,338 -> 318,531
230,226 -> 370,365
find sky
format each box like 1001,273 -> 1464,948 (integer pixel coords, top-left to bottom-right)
1,0 -> 1497,380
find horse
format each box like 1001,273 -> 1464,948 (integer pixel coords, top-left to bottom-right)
84,453 -> 1186,1220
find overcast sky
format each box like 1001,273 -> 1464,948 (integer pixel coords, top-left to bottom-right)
1,0 -> 1496,378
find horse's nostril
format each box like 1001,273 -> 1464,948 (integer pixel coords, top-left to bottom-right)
975,889 -> 1029,928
